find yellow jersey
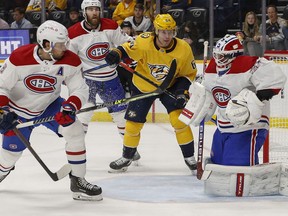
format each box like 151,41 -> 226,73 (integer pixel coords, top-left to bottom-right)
121,32 -> 197,92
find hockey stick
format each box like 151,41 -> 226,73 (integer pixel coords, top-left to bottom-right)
197,41 -> 209,180
82,63 -> 109,74
16,60 -> 177,129
13,128 -> 71,181
119,61 -> 177,100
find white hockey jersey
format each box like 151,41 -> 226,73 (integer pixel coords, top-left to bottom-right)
0,44 -> 88,119
124,16 -> 152,33
68,18 -> 133,82
204,56 -> 286,133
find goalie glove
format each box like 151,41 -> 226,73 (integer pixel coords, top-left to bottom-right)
226,88 -> 265,127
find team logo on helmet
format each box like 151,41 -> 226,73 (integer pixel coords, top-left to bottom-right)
24,74 -> 57,93
148,63 -> 169,81
212,86 -> 231,108
86,42 -> 109,61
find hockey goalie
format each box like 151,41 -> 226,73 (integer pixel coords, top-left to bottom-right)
179,34 -> 288,197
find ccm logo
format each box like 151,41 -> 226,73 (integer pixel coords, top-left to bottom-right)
86,42 -> 109,61
24,74 -> 57,93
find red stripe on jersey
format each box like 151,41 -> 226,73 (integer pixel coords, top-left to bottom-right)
9,44 -> 38,66
66,150 -> 86,155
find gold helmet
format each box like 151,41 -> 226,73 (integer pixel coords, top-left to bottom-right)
153,14 -> 177,33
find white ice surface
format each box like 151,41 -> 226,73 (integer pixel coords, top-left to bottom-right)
1,122 -> 288,216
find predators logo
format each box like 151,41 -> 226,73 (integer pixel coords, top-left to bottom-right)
148,64 -> 169,81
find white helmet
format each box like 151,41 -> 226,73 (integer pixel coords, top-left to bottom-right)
81,0 -> 101,18
213,34 -> 243,67
37,20 -> 69,53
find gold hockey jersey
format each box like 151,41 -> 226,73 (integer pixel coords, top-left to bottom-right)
121,32 -> 197,93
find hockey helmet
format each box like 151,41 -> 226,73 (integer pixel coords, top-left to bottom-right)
153,14 -> 177,35
213,34 -> 244,67
81,0 -> 101,18
37,20 -> 69,53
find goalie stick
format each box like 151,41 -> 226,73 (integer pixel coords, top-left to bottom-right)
16,59 -> 177,129
13,128 -> 71,181
197,41 -> 209,180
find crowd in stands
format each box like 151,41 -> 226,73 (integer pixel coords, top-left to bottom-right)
1,0 -> 288,58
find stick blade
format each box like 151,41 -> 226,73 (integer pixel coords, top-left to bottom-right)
159,59 -> 177,91
53,164 -> 72,181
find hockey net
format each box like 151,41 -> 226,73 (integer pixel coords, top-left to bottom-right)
262,51 -> 288,163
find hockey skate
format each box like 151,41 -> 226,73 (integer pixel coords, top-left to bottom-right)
109,157 -> 132,173
0,166 -> 14,183
184,156 -> 197,174
70,174 -> 102,201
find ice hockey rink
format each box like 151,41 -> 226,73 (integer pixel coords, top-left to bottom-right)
1,121 -> 288,216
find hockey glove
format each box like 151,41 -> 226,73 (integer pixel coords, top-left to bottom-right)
0,108 -> 19,134
105,49 -> 121,67
54,102 -> 76,127
174,89 -> 190,109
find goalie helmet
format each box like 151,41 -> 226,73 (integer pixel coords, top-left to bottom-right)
153,14 -> 177,36
37,20 -> 69,53
81,0 -> 101,18
213,34 -> 244,67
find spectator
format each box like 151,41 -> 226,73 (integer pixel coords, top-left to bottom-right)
64,6 -> 83,28
0,18 -> 9,29
143,0 -> 156,21
26,0 -> 67,12
161,0 -> 188,13
106,0 -> 120,17
177,20 -> 200,59
124,3 -> 152,34
10,7 -> 33,29
120,20 -> 136,36
255,5 -> 287,50
112,0 -> 136,25
237,11 -> 262,57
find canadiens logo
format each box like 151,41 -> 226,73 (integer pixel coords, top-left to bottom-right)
148,64 -> 169,81
24,74 -> 57,93
212,86 -> 231,108
86,42 -> 109,61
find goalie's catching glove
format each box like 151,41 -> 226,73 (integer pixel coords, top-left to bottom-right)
55,102 -> 76,127
0,107 -> 19,134
226,88 -> 265,127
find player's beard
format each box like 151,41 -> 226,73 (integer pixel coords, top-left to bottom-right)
86,16 -> 100,29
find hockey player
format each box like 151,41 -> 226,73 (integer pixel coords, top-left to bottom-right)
179,34 -> 287,196
67,0 -> 141,160
0,20 -> 102,201
104,14 -> 198,173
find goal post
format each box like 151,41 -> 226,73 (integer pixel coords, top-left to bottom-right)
262,50 -> 288,163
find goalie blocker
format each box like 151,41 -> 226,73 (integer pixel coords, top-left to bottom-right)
203,161 -> 288,197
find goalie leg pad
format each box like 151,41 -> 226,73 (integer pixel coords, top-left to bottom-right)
204,163 -> 281,197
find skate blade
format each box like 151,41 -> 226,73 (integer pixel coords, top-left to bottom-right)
108,167 -> 128,173
72,192 -> 103,201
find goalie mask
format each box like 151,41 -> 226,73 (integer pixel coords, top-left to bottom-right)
213,34 -> 243,67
